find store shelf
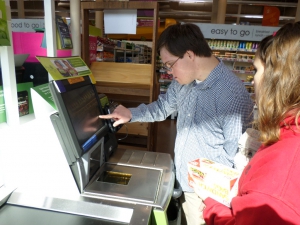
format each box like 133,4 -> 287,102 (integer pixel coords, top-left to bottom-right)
211,47 -> 257,52
232,69 -> 255,74
96,43 -> 115,62
97,44 -> 115,52
221,58 -> 254,63
243,82 -> 253,86
159,79 -> 173,83
96,58 -> 115,62
114,47 -> 140,53
114,47 -> 152,63
208,39 -> 256,94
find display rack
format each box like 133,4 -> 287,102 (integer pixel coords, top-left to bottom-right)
114,47 -> 140,63
81,1 -> 159,151
96,44 -> 115,62
208,39 -> 257,93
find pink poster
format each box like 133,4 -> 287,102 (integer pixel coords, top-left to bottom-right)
12,32 -> 72,63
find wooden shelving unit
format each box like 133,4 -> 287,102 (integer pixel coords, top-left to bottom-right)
81,1 -> 159,151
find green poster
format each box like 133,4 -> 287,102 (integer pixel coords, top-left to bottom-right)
17,82 -> 34,117
31,83 -> 56,110
0,86 -> 6,123
0,0 -> 11,46
35,56 -> 95,83
89,25 -> 102,37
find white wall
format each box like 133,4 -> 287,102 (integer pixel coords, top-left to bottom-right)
0,112 -> 79,199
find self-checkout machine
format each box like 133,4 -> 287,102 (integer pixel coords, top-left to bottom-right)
1,73 -> 177,225
47,75 -> 177,224
1,78 -> 151,224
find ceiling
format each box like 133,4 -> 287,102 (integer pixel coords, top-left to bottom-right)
9,0 -> 299,26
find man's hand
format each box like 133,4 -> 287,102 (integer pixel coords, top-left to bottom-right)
99,105 -> 132,127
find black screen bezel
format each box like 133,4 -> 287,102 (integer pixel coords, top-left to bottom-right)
49,76 -> 109,158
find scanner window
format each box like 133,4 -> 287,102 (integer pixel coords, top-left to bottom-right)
97,171 -> 132,185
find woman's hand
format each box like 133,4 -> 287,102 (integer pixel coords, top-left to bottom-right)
194,185 -> 210,201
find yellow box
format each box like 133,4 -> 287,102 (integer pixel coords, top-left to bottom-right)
188,158 -> 241,207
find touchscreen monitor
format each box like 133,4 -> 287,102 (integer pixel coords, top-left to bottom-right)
49,76 -> 109,159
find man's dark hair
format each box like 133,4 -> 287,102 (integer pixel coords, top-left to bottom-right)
157,23 -> 212,58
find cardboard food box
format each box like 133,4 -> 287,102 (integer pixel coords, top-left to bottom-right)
188,158 -> 241,207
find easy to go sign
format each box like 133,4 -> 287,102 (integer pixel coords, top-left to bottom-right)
194,23 -> 279,41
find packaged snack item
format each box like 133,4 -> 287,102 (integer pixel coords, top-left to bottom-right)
188,158 -> 241,207
234,41 -> 239,49
247,55 -> 255,60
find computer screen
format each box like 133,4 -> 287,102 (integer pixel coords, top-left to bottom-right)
49,76 -> 109,159
62,84 -> 104,149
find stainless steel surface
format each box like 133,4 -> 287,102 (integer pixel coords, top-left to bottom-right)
73,138 -> 105,192
0,205 -> 125,225
84,163 -> 161,204
83,149 -> 176,211
2,150 -> 170,224
109,149 -> 173,168
7,191 -> 151,224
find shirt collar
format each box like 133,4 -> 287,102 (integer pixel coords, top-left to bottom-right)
195,59 -> 223,90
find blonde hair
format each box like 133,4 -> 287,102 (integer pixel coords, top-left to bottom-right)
257,22 -> 300,146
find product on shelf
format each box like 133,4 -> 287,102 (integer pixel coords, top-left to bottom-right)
160,72 -> 173,80
160,84 -> 170,94
207,39 -> 258,52
209,38 -> 258,90
157,55 -> 173,94
96,37 -> 116,62
95,38 -> 152,64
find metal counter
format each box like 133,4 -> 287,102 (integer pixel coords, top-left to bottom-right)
0,148 -> 174,225
1,191 -> 152,225
83,149 -> 175,211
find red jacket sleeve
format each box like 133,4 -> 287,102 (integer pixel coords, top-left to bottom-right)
203,198 -> 235,225
204,194 -> 298,225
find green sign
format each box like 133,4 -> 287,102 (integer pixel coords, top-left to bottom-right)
0,0 -> 11,46
31,83 -> 56,110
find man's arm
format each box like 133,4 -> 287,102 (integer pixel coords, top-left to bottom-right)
99,80 -> 180,126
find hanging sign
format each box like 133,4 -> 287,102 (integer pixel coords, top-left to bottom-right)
11,19 -> 44,32
194,23 -> 279,42
104,9 -> 137,34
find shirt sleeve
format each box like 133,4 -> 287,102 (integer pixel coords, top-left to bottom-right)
218,93 -> 253,166
129,80 -> 179,122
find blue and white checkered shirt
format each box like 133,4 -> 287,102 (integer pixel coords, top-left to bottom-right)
130,60 -> 254,192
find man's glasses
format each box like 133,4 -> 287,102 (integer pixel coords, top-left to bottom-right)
162,57 -> 181,71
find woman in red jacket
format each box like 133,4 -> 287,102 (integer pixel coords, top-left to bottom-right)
195,21 -> 300,224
